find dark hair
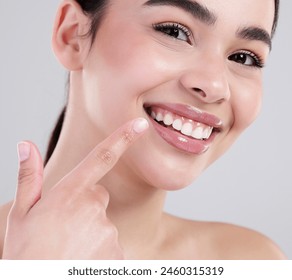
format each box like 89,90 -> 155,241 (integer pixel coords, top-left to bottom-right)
44,0 -> 280,165
273,0 -> 280,36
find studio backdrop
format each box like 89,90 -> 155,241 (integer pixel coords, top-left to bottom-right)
0,0 -> 291,259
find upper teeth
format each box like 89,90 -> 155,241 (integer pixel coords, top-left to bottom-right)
150,108 -> 213,140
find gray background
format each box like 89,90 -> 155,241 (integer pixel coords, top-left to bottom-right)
0,1 -> 291,259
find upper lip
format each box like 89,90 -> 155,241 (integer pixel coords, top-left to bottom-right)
144,103 -> 223,129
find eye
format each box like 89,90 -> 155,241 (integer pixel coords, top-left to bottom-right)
153,22 -> 192,44
228,50 -> 264,68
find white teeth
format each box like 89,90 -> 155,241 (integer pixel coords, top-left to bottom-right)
156,112 -> 164,122
205,127 -> 213,139
203,128 -> 209,139
192,127 -> 204,140
181,122 -> 193,136
163,113 -> 173,126
172,119 -> 183,131
150,109 -> 214,140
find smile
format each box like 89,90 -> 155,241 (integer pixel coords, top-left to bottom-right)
150,107 -> 213,140
144,103 -> 222,154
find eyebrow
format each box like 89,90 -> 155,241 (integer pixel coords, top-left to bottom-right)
237,26 -> 272,50
144,0 -> 217,25
144,0 -> 272,50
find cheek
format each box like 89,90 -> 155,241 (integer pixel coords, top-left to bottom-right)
96,33 -> 174,92
231,79 -> 263,132
93,12 -> 191,94
84,26 -> 180,128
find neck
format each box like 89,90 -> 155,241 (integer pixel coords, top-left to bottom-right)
100,162 -> 167,258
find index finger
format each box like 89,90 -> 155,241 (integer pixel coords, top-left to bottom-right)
63,118 -> 149,186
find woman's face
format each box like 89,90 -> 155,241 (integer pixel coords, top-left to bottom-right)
80,0 -> 275,190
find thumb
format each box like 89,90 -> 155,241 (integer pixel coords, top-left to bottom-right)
13,141 -> 44,216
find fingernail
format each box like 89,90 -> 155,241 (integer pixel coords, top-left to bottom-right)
133,118 -> 149,133
17,142 -> 31,162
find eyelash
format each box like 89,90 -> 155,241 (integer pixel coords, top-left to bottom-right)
153,22 -> 265,68
153,22 -> 192,44
228,50 -> 265,68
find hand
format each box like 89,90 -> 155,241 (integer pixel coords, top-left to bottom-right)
2,118 -> 149,259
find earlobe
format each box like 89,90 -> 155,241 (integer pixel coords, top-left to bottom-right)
52,0 -> 89,71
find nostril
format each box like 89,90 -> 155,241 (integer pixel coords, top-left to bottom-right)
192,87 -> 206,97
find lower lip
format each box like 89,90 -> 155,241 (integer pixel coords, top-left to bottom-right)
148,117 -> 216,154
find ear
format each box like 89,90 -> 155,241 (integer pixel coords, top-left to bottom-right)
52,0 -> 90,71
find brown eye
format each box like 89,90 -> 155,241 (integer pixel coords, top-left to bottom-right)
163,27 -> 182,38
153,22 -> 192,44
228,51 -> 264,68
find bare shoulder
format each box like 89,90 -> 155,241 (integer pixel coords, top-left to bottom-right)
205,221 -> 287,260
0,201 -> 13,258
163,214 -> 286,260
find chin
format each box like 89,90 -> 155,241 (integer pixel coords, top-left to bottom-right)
134,156 -> 207,191
150,174 -> 200,191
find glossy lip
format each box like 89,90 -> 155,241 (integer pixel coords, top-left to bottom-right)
144,103 -> 222,154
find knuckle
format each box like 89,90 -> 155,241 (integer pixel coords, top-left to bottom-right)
79,186 -> 109,207
94,148 -> 116,167
104,219 -> 119,238
18,167 -> 42,186
121,130 -> 134,145
85,194 -> 103,211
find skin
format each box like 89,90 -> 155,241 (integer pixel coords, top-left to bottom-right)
0,0 -> 286,259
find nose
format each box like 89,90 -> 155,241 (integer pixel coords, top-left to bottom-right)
179,53 -> 230,104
